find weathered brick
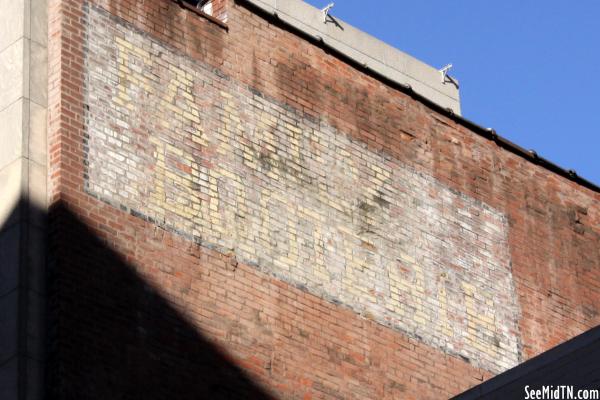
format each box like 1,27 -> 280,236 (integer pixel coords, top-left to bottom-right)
45,0 -> 600,398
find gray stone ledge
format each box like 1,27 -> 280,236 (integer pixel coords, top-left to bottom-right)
242,0 -> 461,114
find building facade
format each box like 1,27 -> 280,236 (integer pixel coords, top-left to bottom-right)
0,0 -> 599,398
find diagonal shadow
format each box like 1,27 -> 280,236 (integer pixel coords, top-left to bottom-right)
43,200 -> 276,400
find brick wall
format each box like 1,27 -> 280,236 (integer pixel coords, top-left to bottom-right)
83,3 -> 520,373
47,0 -> 600,398
211,0 -> 227,21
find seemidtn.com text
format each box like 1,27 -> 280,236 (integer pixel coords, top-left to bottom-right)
525,386 -> 600,400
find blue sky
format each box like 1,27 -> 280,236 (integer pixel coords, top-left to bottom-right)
305,0 -> 600,186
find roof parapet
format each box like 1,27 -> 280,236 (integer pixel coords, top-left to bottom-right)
237,0 -> 599,192
242,0 -> 461,114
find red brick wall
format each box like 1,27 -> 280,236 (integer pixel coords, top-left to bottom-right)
211,0 -> 227,21
47,0 -> 600,398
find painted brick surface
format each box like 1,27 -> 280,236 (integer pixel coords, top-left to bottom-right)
84,5 -> 520,373
45,0 -> 600,398
49,200 -> 494,399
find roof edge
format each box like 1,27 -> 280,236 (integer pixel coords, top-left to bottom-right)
241,0 -> 461,114
235,0 -> 600,194
452,326 -> 600,399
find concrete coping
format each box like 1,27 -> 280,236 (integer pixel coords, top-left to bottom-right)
241,0 -> 461,114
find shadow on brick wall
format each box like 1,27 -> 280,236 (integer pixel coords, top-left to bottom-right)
43,201 -> 275,400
